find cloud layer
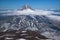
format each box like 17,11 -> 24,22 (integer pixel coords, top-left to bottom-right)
0,9 -> 60,21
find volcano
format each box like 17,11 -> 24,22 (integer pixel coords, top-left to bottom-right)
0,5 -> 60,40
17,4 -> 34,14
17,4 -> 33,10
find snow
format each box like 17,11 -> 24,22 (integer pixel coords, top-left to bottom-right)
17,38 -> 26,40
5,37 -> 13,40
25,26 -> 38,31
22,31 -> 27,33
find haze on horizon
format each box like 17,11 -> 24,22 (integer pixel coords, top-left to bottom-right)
0,0 -> 60,10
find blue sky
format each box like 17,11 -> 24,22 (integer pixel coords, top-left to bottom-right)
0,0 -> 60,9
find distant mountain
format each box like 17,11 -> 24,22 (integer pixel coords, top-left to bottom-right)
17,4 -> 35,14
17,4 -> 33,11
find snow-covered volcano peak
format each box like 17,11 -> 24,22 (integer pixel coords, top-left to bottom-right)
17,4 -> 34,14
17,4 -> 33,11
22,4 -> 32,10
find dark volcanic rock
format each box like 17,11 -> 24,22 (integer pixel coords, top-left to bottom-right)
0,30 -> 48,40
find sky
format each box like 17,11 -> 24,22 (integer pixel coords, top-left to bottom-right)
0,0 -> 60,10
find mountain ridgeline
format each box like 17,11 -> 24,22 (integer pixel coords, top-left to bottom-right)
0,15 -> 60,32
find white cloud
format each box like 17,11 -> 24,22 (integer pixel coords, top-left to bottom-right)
2,9 -> 55,16
47,15 -> 60,21
0,10 -> 13,13
1,8 -> 60,21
